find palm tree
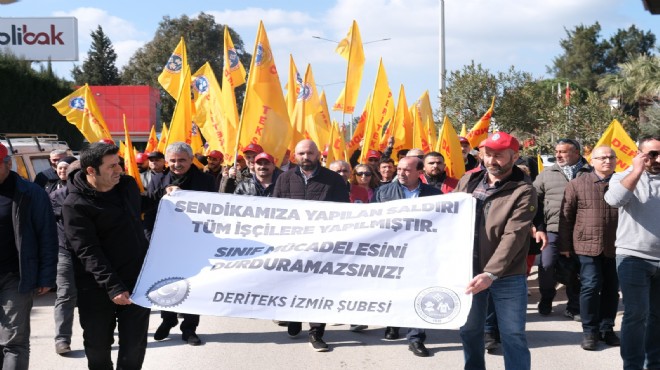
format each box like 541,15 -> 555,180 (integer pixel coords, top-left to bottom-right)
598,55 -> 660,128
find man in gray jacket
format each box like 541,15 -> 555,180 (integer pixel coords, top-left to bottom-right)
533,138 -> 591,318
604,135 -> 660,370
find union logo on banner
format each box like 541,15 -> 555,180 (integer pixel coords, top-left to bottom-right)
164,53 -> 183,73
255,44 -> 272,67
194,76 -> 209,94
228,48 -> 240,71
69,97 -> 85,111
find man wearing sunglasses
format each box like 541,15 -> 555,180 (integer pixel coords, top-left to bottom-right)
605,135 -> 660,370
533,138 -> 591,319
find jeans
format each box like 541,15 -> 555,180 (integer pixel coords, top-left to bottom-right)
538,232 -> 580,312
460,274 -> 530,370
578,254 -> 619,335
77,286 -> 150,370
616,255 -> 660,370
54,250 -> 77,344
484,293 -> 498,335
0,272 -> 33,370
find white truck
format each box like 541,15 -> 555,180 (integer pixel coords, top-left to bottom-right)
0,133 -> 73,181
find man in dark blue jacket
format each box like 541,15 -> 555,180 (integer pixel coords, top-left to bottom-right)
0,142 -> 58,369
374,156 -> 441,357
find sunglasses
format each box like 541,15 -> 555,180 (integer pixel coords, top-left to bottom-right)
356,172 -> 372,177
556,138 -> 581,151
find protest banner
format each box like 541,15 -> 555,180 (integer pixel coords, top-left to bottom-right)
132,191 -> 475,329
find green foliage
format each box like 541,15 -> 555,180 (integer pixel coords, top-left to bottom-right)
604,25 -> 656,73
121,13 -> 252,124
72,26 -> 120,85
551,23 -> 608,91
0,52 -> 85,149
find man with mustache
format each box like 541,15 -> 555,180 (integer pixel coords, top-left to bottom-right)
454,132 -> 537,370
145,142 -> 215,346
62,142 -> 149,369
605,135 -> 660,370
272,139 -> 349,352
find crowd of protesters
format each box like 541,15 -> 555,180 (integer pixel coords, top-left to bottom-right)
0,131 -> 659,370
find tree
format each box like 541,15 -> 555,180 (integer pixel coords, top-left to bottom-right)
121,13 -> 252,123
0,52 -> 85,148
71,26 -> 120,85
604,25 -> 656,73
598,55 -> 660,130
440,61 -> 499,127
551,23 -> 608,91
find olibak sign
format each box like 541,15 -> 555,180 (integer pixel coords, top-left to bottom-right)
0,17 -> 78,61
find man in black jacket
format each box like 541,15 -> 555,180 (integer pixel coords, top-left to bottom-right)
272,139 -> 350,352
234,152 -> 282,197
374,156 -> 441,357
146,142 -> 215,346
62,142 -> 149,370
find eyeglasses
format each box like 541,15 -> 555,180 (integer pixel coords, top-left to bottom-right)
647,150 -> 659,159
556,138 -> 581,151
356,172 -> 372,177
592,156 -> 616,161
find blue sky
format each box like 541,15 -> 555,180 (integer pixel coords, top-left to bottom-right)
2,0 -> 658,123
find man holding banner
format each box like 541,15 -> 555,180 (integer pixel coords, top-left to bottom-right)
272,139 -> 350,352
374,156 -> 441,357
455,132 -> 536,370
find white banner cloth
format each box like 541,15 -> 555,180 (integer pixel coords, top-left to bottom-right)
132,191 -> 476,329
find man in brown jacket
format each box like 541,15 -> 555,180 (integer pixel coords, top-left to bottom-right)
559,145 -> 620,351
455,132 -> 537,370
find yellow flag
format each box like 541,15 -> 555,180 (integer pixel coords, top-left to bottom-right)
591,119 -> 638,172
346,96 -> 371,160
460,123 -> 467,137
285,54 -> 302,119
145,125 -> 158,153
435,116 -> 465,179
537,153 -> 544,173
118,140 -> 126,158
327,120 -> 347,164
158,37 -> 188,100
53,84 -> 113,143
122,115 -> 144,192
192,62 -> 226,154
417,91 -> 437,149
465,97 -> 495,149
291,64 -> 331,153
220,29 -> 244,162
360,59 -> 394,164
156,123 -> 169,153
317,91 -> 333,152
235,21 -> 292,164
388,85 -> 414,155
223,26 -> 247,88
333,20 -> 365,114
165,65 -> 193,148
411,105 -> 430,152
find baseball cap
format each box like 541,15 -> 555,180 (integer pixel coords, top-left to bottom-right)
0,143 -> 9,161
479,132 -> 519,152
147,151 -> 165,159
254,152 -> 275,164
459,136 -> 469,145
207,150 -> 224,161
322,150 -> 329,156
243,143 -> 264,154
366,150 -> 381,159
98,139 -> 115,145
135,153 -> 148,164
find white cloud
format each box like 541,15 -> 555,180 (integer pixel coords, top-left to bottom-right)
206,8 -> 314,28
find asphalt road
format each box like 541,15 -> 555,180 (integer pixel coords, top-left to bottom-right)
28,269 -> 623,370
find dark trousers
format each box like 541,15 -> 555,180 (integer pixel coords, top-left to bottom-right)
538,232 -> 580,312
288,322 -> 326,337
161,311 -> 199,334
77,287 -> 150,370
578,254 -> 619,334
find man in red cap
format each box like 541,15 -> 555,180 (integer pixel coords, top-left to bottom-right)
242,143 -> 264,174
454,132 -> 537,370
204,150 -> 224,191
459,136 -> 479,171
234,152 -> 282,197
135,153 -> 149,173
